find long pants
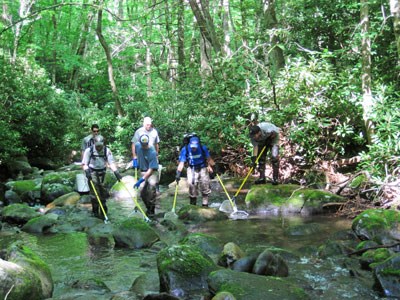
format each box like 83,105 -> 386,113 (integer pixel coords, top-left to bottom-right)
258,143 -> 279,180
137,171 -> 158,213
89,170 -> 108,218
187,167 -> 211,201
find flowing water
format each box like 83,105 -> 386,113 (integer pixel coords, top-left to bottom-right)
0,188 -> 384,299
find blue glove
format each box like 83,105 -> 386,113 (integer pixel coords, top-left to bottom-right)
132,158 -> 138,169
134,177 -> 145,189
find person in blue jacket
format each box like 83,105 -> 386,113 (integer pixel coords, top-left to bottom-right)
175,134 -> 215,207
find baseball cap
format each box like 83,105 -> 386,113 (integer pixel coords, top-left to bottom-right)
94,135 -> 104,151
140,134 -> 149,145
189,136 -> 200,148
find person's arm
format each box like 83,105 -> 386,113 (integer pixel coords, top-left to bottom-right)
131,143 -> 136,159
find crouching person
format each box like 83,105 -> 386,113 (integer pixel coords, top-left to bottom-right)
82,135 -> 122,219
133,134 -> 159,217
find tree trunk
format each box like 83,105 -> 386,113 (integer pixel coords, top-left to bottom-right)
188,0 -> 221,54
260,0 -> 285,76
95,2 -> 125,117
70,2 -> 95,90
221,0 -> 232,57
51,0 -> 58,84
390,0 -> 400,66
177,0 -> 186,76
360,0 -> 374,144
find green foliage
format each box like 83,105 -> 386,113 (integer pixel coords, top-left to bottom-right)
254,56 -> 365,163
0,56 -> 82,164
359,86 -> 400,181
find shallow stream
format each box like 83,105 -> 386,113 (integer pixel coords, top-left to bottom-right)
0,188 -> 384,299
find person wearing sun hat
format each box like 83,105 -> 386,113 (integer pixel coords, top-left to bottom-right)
133,134 -> 159,217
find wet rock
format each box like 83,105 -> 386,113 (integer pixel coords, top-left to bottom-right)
208,268 -> 309,300
1,203 -> 40,225
211,291 -> 236,300
373,253 -> 400,298
87,223 -> 115,248
21,213 -> 59,233
45,191 -> 81,209
0,241 -> 53,299
177,205 -> 228,223
4,190 -> 22,205
157,244 -> 218,298
113,218 -> 159,249
252,249 -> 289,277
218,242 -> 246,268
130,272 -> 160,298
352,209 -> 400,245
231,253 -> 259,273
179,233 -> 224,257
245,184 -> 345,216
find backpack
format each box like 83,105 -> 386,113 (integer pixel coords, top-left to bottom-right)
182,133 -> 207,165
89,145 -> 108,162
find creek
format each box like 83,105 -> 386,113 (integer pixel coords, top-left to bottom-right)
0,187 -> 383,299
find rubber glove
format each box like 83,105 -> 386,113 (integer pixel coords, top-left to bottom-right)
250,156 -> 257,168
132,158 -> 138,169
134,177 -> 145,189
85,169 -> 92,180
175,171 -> 181,183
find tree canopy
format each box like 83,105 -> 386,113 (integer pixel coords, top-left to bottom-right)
0,0 -> 399,183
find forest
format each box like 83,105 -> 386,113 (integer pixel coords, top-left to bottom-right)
0,0 -> 399,210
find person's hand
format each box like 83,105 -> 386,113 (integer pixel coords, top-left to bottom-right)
132,158 -> 138,169
114,171 -> 122,182
175,171 -> 181,183
250,156 -> 257,168
134,177 -> 145,189
209,171 -> 215,179
85,169 -> 92,180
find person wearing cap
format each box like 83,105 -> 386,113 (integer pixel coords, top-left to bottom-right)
82,135 -> 122,219
175,135 -> 215,207
133,134 -> 159,217
131,117 -> 160,167
249,122 -> 280,185
81,124 -> 100,159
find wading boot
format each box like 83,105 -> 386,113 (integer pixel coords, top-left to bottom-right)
190,197 -> 197,206
202,196 -> 209,208
255,177 -> 266,185
272,167 -> 279,185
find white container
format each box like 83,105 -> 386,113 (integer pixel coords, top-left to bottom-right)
76,173 -> 90,193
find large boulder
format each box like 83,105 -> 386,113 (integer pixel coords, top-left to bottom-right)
0,242 -> 53,299
5,179 -> 42,205
113,218 -> 160,249
45,191 -> 81,209
352,209 -> 400,245
157,244 -> 219,298
1,203 -> 41,225
207,269 -> 309,300
177,205 -> 228,223
245,184 -> 345,216
373,253 -> 400,298
179,233 -> 225,262
21,213 -> 59,233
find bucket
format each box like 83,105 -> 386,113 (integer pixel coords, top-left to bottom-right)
76,173 -> 90,193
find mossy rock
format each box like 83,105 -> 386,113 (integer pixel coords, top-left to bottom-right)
1,203 -> 41,225
5,178 -> 42,197
113,218 -> 159,249
207,268 -> 310,300
179,233 -> 225,257
177,205 -> 228,223
245,184 -> 345,215
157,244 -> 218,295
373,253 -> 400,298
46,191 -> 81,209
352,209 -> 400,244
